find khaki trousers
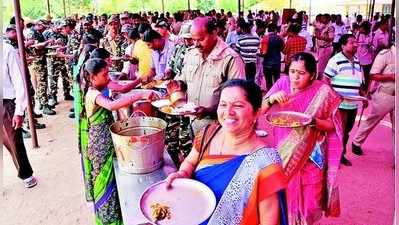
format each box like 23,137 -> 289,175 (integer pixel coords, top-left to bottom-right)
353,91 -> 395,146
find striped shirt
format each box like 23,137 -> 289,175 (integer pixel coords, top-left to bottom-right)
324,52 -> 364,109
235,34 -> 260,63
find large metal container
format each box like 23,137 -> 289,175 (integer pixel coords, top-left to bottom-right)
110,117 -> 167,174
112,89 -> 160,120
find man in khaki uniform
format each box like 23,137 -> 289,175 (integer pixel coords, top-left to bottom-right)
352,44 -> 395,155
176,17 -> 245,134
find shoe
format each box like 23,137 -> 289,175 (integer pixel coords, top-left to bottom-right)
42,105 -> 56,115
70,108 -> 74,113
26,122 -> 46,130
33,113 -> 43,118
22,130 -> 31,139
23,176 -> 38,188
340,155 -> 352,166
34,105 -> 43,115
35,123 -> 46,129
48,98 -> 56,107
64,94 -> 74,101
352,143 -> 363,156
68,112 -> 75,119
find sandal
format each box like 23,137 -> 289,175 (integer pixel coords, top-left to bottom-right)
23,176 -> 38,188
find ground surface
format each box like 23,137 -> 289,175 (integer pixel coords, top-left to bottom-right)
2,99 -> 394,225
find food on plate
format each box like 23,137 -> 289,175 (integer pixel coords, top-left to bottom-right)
271,116 -> 301,127
160,102 -> 197,115
151,202 -> 171,222
160,106 -> 173,114
152,99 -> 172,108
142,80 -> 164,89
173,102 -> 197,114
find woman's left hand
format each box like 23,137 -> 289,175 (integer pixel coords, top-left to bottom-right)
165,171 -> 189,189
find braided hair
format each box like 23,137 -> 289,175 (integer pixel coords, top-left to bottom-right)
80,58 -> 108,119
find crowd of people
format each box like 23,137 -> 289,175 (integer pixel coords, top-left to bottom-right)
3,7 -> 395,225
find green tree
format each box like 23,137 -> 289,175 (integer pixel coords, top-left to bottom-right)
3,0 -> 263,22
197,0 -> 215,12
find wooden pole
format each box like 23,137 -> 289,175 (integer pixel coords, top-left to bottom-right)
366,0 -> 371,19
290,0 -> 292,9
67,0 -> 71,15
12,0 -> 39,148
162,0 -> 165,13
238,0 -> 241,17
388,0 -> 395,45
370,0 -> 376,20
187,0 -> 190,11
46,0 -> 51,16
368,0 -> 373,20
63,0 -> 66,18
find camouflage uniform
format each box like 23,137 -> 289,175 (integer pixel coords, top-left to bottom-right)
163,44 -> 193,168
99,34 -> 126,71
163,114 -> 193,168
44,29 -> 71,100
26,28 -> 49,107
96,25 -> 107,36
66,29 -> 82,80
168,44 -> 190,78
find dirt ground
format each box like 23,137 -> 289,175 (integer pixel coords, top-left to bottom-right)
1,99 -> 394,225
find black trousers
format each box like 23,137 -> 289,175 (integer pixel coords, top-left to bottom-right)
339,108 -> 358,155
245,62 -> 257,81
361,64 -> 372,91
3,99 -> 33,179
263,64 -> 281,91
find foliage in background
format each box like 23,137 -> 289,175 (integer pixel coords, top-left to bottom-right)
197,0 -> 215,12
3,0 -> 265,21
3,0 -> 93,22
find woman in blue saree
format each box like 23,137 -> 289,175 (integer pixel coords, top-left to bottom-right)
166,79 -> 288,225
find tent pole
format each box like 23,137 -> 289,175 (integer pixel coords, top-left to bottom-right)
46,0 -> 51,16
12,0 -> 39,148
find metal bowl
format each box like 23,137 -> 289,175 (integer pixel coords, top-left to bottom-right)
113,89 -> 161,119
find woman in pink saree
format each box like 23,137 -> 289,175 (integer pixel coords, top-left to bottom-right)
262,52 -> 343,225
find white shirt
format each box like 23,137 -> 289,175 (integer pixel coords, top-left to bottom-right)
3,41 -> 28,116
121,43 -> 137,80
333,23 -> 347,43
299,29 -> 313,51
151,39 -> 175,80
